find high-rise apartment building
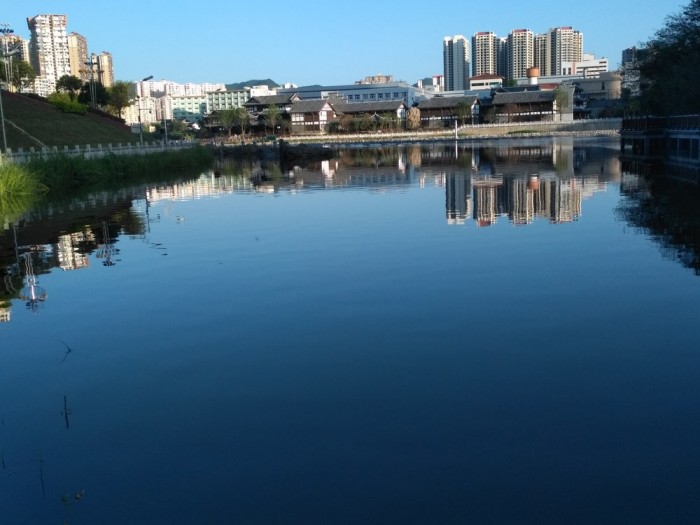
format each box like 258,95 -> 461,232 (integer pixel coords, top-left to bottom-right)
26,14 -> 71,97
545,27 -> 583,76
443,35 -> 470,91
507,29 -> 534,81
67,32 -> 89,81
496,37 -> 508,79
534,33 -> 548,76
471,32 -> 499,77
97,52 -> 114,87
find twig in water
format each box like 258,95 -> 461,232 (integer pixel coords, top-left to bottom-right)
61,396 -> 72,430
59,340 -> 73,364
38,454 -> 46,499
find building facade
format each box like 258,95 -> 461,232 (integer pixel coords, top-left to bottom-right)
443,35 -> 470,91
277,81 -> 427,107
507,29 -> 534,81
96,51 -> 114,87
67,32 -> 88,81
562,54 -> 608,78
205,89 -> 250,113
27,14 -> 71,97
472,32 -> 498,76
545,27 -> 583,76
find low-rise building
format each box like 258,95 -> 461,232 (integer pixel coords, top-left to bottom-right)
289,99 -> 336,133
417,96 -> 480,128
468,74 -> 503,91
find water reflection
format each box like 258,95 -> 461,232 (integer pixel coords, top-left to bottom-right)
619,159 -> 700,274
3,137 -> 700,323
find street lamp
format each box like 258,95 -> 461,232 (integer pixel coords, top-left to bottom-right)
84,56 -> 98,108
138,75 -> 153,147
0,24 -> 15,88
0,45 -> 20,159
161,97 -> 168,147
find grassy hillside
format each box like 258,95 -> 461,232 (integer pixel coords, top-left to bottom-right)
1,90 -> 138,150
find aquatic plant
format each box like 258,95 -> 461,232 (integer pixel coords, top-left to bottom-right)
0,163 -> 47,226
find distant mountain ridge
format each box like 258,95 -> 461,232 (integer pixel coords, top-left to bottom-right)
225,79 -> 279,90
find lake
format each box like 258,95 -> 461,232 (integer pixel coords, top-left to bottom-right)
1,137 -> 700,524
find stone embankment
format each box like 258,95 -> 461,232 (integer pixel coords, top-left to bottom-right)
285,118 -> 622,145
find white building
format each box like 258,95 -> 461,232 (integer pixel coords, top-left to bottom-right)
545,27 -> 583,77
27,14 -> 71,97
562,54 -> 608,78
507,29 -> 534,81
472,32 -> 498,76
443,35 -> 470,91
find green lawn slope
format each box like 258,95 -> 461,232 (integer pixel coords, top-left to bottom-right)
1,89 -> 138,150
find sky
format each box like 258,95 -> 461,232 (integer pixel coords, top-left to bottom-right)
2,0 -> 688,87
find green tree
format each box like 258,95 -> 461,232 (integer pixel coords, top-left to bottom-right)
264,104 -> 281,135
456,102 -> 472,125
55,75 -> 83,100
554,87 -> 571,120
78,81 -> 109,107
640,0 -> 700,114
218,109 -> 237,138
0,60 -> 36,92
379,112 -> 398,131
108,81 -> 134,119
233,107 -> 250,141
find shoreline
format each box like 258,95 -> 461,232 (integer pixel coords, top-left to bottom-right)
283,128 -> 620,146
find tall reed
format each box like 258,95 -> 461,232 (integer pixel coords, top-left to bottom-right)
0,162 -> 47,225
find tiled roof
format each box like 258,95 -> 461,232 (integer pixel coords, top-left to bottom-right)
331,100 -> 405,114
245,94 -> 298,106
469,74 -> 503,80
492,91 -> 556,105
417,96 -> 477,109
289,99 -> 331,113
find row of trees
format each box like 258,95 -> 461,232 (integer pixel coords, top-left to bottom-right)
54,75 -> 134,118
0,59 -> 36,92
0,58 -> 135,120
639,0 -> 700,115
215,105 -> 285,140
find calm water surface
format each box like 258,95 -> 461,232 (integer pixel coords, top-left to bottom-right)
1,137 -> 700,524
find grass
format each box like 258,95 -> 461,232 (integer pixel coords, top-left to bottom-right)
0,162 -> 47,225
1,89 -> 138,150
25,146 -> 215,193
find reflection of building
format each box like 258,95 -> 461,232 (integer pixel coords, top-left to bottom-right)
446,173 -> 472,224
146,172 -> 252,202
473,178 -> 504,227
0,305 -> 10,323
57,232 -> 92,271
506,177 -> 535,224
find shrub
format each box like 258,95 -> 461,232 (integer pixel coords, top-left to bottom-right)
47,92 -> 87,115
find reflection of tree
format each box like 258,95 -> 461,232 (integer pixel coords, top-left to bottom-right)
338,147 -> 400,168
617,168 -> 700,274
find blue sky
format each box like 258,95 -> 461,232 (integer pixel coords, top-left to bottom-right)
2,0 -> 687,86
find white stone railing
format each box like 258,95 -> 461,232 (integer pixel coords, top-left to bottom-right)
3,140 -> 197,164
